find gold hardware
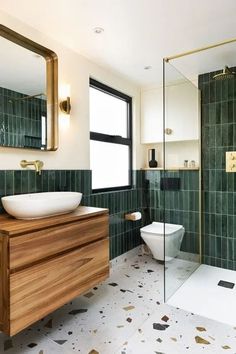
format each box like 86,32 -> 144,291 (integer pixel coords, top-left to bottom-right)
0,24 -> 58,151
165,128 -> 173,135
59,97 -> 71,114
164,37 -> 236,62
20,160 -> 44,175
226,152 -> 236,172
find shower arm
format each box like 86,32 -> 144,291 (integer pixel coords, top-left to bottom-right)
8,93 -> 45,102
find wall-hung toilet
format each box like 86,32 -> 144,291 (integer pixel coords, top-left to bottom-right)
140,222 -> 184,261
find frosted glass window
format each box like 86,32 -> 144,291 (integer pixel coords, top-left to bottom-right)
90,87 -> 128,137
91,141 -> 129,189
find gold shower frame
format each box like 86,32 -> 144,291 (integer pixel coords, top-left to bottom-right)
163,37 -> 236,265
164,37 -> 236,62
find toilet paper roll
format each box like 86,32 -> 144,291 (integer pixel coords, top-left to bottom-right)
125,211 -> 142,221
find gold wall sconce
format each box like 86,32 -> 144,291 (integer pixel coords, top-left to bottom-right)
59,97 -> 71,114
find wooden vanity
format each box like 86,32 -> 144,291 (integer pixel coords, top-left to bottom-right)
0,206 -> 109,336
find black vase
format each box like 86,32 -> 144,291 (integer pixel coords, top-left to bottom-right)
148,149 -> 158,168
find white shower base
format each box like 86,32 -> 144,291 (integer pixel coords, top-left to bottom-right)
167,264 -> 236,326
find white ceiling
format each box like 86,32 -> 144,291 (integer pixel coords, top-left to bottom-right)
1,0 -> 236,87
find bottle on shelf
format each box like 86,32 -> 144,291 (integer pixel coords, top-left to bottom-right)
148,149 -> 158,168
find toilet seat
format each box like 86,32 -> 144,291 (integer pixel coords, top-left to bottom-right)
140,222 -> 183,236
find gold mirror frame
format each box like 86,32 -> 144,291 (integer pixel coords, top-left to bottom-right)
0,24 -> 58,151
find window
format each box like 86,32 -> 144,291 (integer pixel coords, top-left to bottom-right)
90,78 -> 132,192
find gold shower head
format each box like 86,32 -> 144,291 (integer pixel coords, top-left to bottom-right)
213,66 -> 236,80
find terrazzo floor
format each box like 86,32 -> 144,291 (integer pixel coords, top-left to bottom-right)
1,247 -> 236,354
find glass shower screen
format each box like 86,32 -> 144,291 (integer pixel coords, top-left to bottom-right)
163,60 -> 201,301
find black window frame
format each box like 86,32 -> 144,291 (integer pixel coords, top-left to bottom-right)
90,78 -> 133,193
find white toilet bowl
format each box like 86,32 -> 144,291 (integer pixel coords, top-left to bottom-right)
140,222 -> 184,261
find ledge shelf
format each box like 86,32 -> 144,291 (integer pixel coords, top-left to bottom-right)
141,167 -> 199,171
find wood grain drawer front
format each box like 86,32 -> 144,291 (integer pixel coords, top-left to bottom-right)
9,214 -> 109,270
9,238 -> 109,336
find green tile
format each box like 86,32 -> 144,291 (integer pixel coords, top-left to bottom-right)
228,124 -> 234,146
222,79 -> 228,101
204,213 -> 210,234
209,148 -> 216,167
209,192 -> 216,213
221,101 -> 228,123
215,80 -> 222,102
209,236 -> 216,257
227,238 -> 234,261
42,171 -> 49,192
202,104 -> 209,125
209,170 -> 216,190
201,83 -> 210,104
228,100 -> 234,122
215,214 -> 222,236
5,170 -> 14,195
216,237 -> 222,258
13,170 -> 21,194
35,173 -> 42,192
215,258 -> 222,268
215,125 -> 222,146
227,215 -> 234,238
210,214 -> 216,235
209,103 -> 216,125
222,214 -> 227,237
48,171 -> 55,191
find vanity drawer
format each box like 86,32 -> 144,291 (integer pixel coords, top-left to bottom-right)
9,238 -> 109,335
9,214 -> 109,270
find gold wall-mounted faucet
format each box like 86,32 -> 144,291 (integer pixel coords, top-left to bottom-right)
20,160 -> 44,175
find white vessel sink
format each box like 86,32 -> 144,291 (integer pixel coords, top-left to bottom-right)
1,192 -> 83,220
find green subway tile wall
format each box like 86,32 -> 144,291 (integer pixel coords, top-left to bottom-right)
199,66 -> 236,269
0,169 -> 145,260
0,87 -> 46,149
144,170 -> 200,255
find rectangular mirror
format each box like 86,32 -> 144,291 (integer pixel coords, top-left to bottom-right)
0,25 -> 58,150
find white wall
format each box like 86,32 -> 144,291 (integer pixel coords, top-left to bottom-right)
0,11 -> 145,170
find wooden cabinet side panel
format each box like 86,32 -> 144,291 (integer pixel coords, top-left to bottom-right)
9,238 -> 109,335
0,234 -> 9,333
10,214 -> 109,270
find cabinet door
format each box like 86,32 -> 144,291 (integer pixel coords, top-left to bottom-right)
9,238 -> 109,335
141,87 -> 163,143
141,83 -> 199,143
165,82 -> 199,142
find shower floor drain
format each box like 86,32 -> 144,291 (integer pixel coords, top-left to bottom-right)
218,280 -> 235,289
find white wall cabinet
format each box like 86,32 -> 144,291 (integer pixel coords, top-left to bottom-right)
141,87 -> 163,144
141,82 -> 200,144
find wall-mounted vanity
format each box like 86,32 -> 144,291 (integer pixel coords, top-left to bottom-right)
0,206 -> 109,336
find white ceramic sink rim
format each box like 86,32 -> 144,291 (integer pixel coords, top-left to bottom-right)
1,191 -> 83,220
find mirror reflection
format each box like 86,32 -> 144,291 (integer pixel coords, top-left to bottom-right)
0,36 -> 47,149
